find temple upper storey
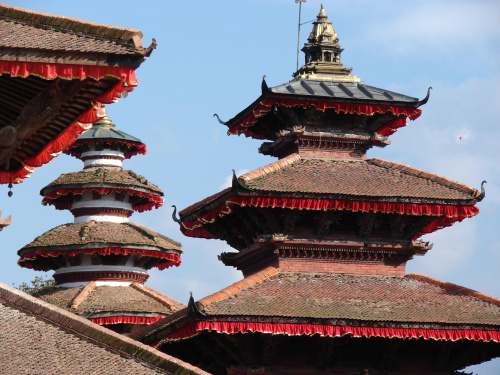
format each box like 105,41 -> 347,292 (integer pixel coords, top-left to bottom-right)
294,5 -> 360,82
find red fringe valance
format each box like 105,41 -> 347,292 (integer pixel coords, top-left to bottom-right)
43,187 -> 163,212
65,140 -> 147,160
0,60 -> 138,86
90,315 -> 163,326
124,144 -> 147,159
227,98 -> 422,139
154,320 -> 500,348
18,247 -> 181,271
0,120 -> 93,184
0,61 -> 138,184
180,196 -> 479,240
376,116 -> 408,137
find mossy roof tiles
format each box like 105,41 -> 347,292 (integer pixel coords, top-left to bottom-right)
200,271 -> 500,326
0,283 -> 208,374
41,168 -> 163,196
19,221 -> 181,252
239,156 -> 478,201
0,5 -> 144,54
36,284 -> 185,317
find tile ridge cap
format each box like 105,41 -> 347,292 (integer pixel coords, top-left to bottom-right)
0,282 -> 208,374
198,267 -> 279,307
370,158 -> 479,196
129,306 -> 189,341
69,281 -> 95,310
0,4 -> 143,45
407,273 -> 500,307
132,284 -> 186,311
239,154 -> 301,183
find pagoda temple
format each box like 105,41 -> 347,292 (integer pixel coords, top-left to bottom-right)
17,107 -> 185,335
0,3 -> 156,233
133,6 -> 500,374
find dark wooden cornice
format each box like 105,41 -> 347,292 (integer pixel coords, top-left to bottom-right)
219,237 -> 431,275
0,48 -> 144,68
0,75 -> 117,172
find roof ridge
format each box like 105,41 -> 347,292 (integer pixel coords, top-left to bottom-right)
131,284 -> 186,311
179,186 -> 233,216
370,158 -> 479,196
0,4 -> 143,47
239,154 -> 301,186
69,281 -> 95,309
128,222 -> 182,249
42,168 -> 164,195
407,273 -> 500,307
198,267 -> 279,307
129,305 -> 190,342
0,282 -> 208,374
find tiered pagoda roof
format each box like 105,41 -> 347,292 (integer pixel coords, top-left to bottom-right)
225,81 -> 425,141
18,221 -> 181,275
180,155 -> 479,251
17,107 -> 183,333
42,169 -> 164,212
35,282 -> 185,327
64,113 -> 147,159
135,271 -> 500,372
134,5 -> 499,374
139,267 -> 500,344
0,4 -> 155,185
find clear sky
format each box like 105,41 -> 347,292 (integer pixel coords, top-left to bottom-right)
1,1 -> 499,373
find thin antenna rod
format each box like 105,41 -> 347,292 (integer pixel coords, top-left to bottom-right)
296,0 -> 306,72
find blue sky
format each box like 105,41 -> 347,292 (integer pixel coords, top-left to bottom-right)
1,1 -> 499,372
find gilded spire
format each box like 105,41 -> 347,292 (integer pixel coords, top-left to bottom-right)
294,5 -> 360,82
307,4 -> 338,46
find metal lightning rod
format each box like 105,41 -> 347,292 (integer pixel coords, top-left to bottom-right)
296,0 -> 306,72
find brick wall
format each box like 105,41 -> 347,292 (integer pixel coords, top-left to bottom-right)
278,258 -> 406,276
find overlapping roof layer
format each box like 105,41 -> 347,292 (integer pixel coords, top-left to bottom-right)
140,269 -> 500,346
36,284 -> 185,320
0,16 -> 142,54
42,169 -> 163,195
270,80 -> 419,103
18,221 -> 182,271
20,221 -> 180,251
239,156 -> 478,201
201,271 -> 500,325
0,283 -> 207,375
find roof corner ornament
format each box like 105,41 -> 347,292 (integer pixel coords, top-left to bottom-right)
232,169 -> 239,190
262,75 -> 271,95
171,205 -> 181,223
416,87 -> 433,107
477,180 -> 487,202
213,113 -> 227,125
142,38 -> 157,57
188,291 -> 206,316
